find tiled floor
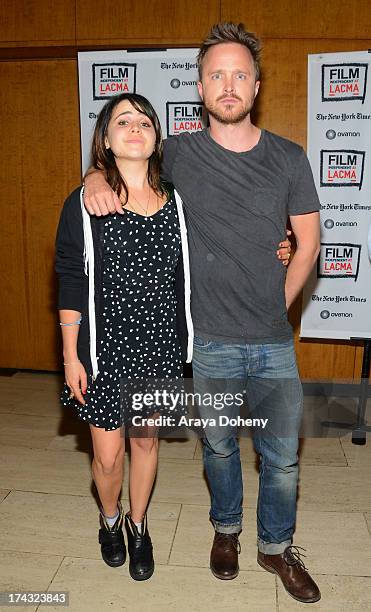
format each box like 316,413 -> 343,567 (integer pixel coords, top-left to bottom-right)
0,372 -> 370,612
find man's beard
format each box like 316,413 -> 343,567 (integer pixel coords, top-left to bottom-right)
204,94 -> 254,125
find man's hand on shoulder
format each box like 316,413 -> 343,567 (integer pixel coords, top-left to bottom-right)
83,169 -> 123,216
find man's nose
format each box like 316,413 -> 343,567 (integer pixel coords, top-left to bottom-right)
224,76 -> 235,92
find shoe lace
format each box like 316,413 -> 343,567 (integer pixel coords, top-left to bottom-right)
283,545 -> 308,571
218,533 -> 241,554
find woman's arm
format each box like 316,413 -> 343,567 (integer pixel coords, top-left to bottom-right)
59,309 -> 87,405
56,189 -> 88,404
55,190 -> 86,309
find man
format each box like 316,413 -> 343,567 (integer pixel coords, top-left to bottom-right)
84,22 -> 321,603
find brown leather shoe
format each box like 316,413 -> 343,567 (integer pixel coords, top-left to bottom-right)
210,532 -> 240,580
257,546 -> 321,603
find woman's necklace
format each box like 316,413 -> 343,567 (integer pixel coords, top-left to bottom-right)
125,185 -> 160,217
128,184 -> 150,216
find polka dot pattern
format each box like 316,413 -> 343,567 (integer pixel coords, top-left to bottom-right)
62,196 -> 184,430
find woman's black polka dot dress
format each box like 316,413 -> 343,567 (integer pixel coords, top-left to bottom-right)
62,195 -> 184,431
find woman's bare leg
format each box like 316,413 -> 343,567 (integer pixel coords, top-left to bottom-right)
89,425 -> 125,516
129,422 -> 159,522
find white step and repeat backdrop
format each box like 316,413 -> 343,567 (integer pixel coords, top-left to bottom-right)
78,49 -> 205,173
301,51 -> 371,340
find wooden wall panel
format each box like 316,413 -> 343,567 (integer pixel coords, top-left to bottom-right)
354,344 -> 365,381
76,0 -> 220,45
0,60 -> 81,370
296,339 -> 358,381
221,0 -> 371,39
0,0 -> 75,45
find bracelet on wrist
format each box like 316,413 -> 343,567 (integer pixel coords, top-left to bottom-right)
60,316 -> 82,327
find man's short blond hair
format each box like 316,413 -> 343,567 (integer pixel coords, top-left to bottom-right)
197,22 -> 262,81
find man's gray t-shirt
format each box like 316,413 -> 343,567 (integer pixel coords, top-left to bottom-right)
162,128 -> 320,344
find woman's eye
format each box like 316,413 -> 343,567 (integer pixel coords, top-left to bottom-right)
118,120 -> 128,126
141,122 -> 151,128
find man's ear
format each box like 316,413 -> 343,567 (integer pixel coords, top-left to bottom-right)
197,80 -> 204,100
254,80 -> 260,99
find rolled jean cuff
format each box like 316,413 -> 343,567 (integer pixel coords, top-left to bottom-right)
257,537 -> 292,555
212,519 -> 242,535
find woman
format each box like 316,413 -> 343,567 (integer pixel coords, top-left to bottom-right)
56,92 -> 192,582
56,92 -> 290,580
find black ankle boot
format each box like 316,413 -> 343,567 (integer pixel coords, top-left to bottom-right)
125,512 -> 154,580
98,501 -> 126,567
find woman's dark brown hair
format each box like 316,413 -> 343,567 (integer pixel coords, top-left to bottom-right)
91,93 -> 165,204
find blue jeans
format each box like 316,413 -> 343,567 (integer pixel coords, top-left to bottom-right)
192,336 -> 303,554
